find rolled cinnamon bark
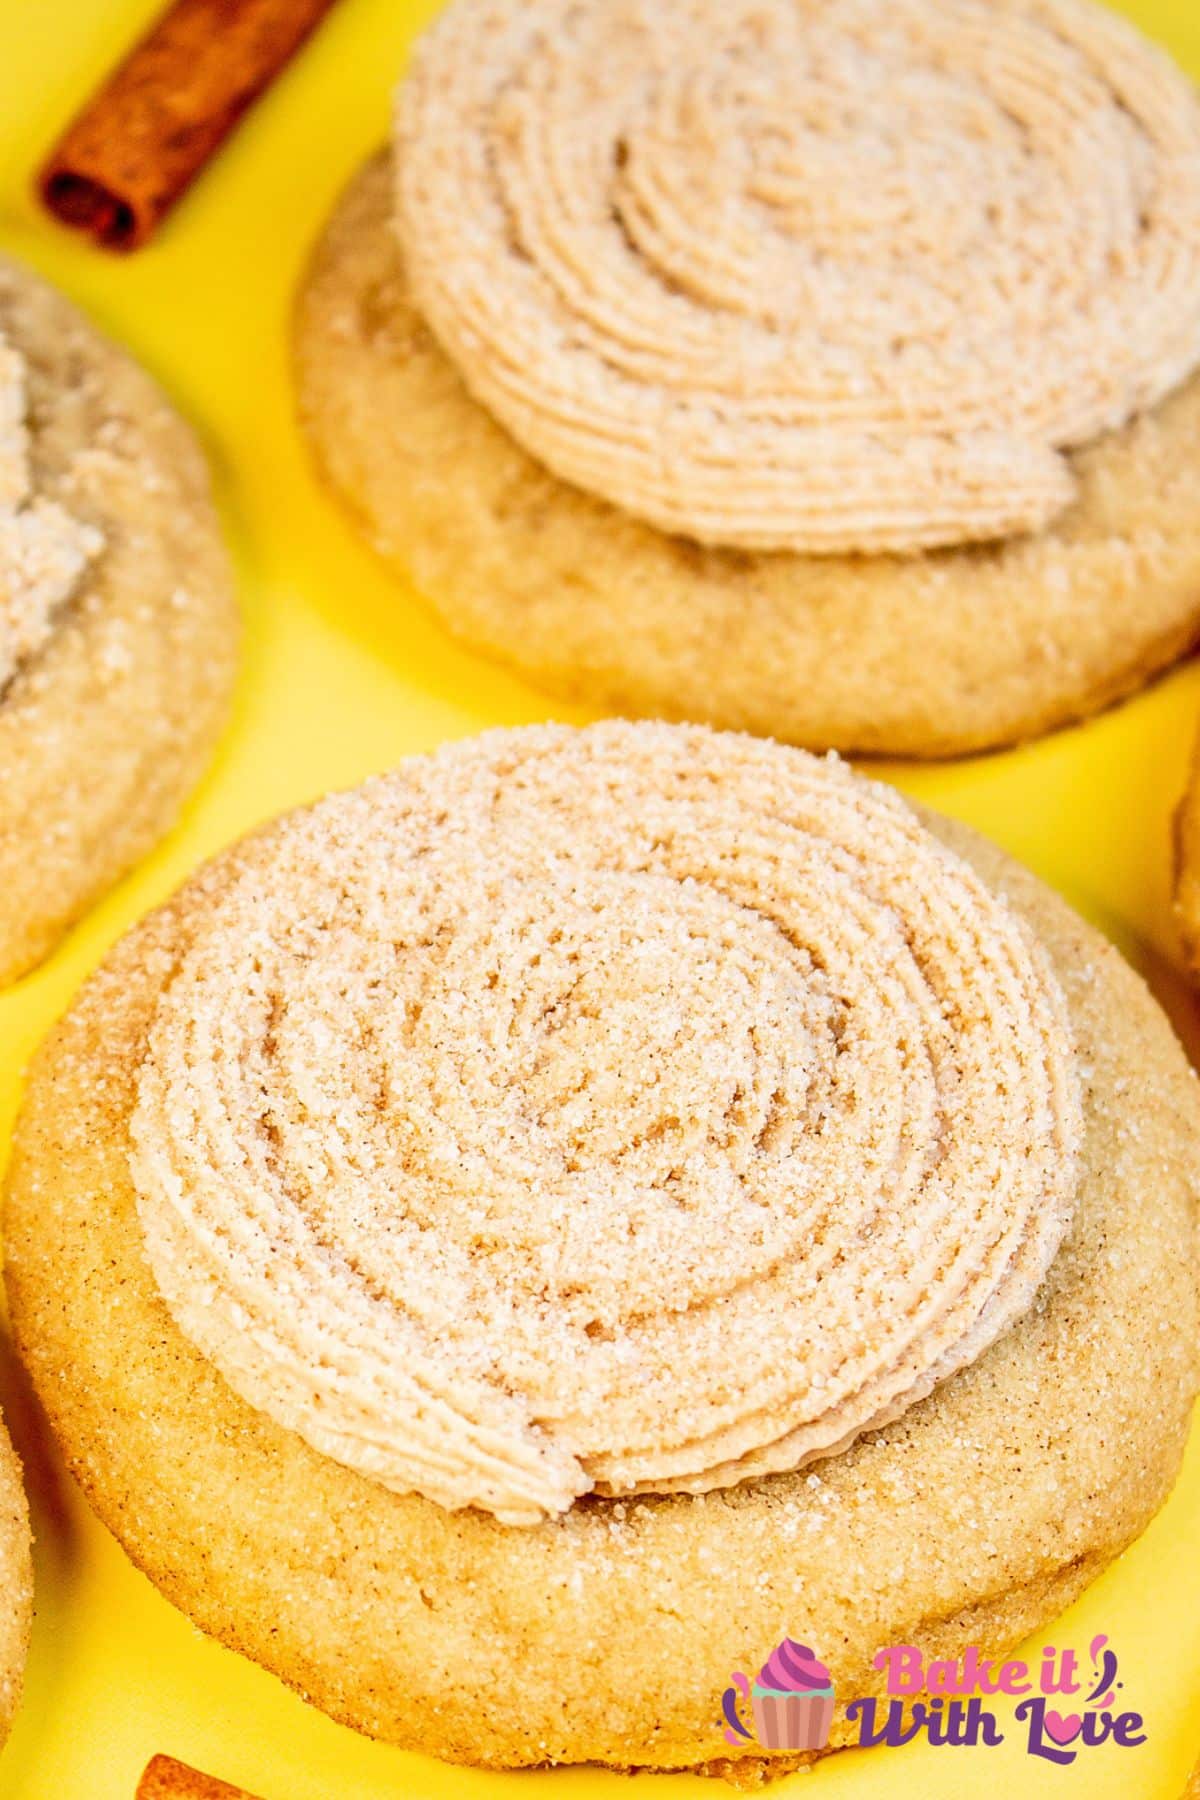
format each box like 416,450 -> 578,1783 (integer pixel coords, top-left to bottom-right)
136,1754 -> 266,1799
39,0 -> 340,250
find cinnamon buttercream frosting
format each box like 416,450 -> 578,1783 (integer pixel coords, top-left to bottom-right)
394,0 -> 1200,556
0,334 -> 101,689
130,724 -> 1082,1524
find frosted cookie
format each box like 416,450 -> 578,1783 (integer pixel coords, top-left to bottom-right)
0,1412 -> 31,1748
0,256 -> 237,985
5,721 -> 1198,1779
297,0 -> 1200,758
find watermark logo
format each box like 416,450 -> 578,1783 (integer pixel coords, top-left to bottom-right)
719,1632 -> 1145,1764
722,1638 -> 836,1752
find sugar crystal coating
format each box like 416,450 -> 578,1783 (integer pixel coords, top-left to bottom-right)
0,334 -> 101,688
130,723 -> 1082,1523
395,0 -> 1200,555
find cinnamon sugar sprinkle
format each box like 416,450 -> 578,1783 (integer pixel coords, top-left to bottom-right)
130,724 -> 1082,1524
0,335 -> 101,688
395,0 -> 1200,556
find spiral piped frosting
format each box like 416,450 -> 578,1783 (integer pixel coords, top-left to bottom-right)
394,0 -> 1200,556
130,723 -> 1081,1524
0,334 -> 101,688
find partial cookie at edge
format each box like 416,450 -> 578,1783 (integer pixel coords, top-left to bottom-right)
0,1413 -> 32,1747
0,256 -> 238,985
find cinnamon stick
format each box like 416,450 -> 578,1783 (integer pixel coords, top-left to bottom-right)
136,1753 -> 267,1799
39,0 -> 341,251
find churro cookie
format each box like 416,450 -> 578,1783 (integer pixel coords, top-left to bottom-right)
5,722 -> 1199,1779
297,0 -> 1200,758
0,1412 -> 32,1747
0,256 -> 237,985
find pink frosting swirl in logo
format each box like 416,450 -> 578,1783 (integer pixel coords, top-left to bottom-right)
757,1639 -> 832,1694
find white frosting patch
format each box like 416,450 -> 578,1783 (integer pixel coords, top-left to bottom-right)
0,335 -> 102,689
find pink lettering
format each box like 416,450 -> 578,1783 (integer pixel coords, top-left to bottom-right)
874,1646 -> 925,1697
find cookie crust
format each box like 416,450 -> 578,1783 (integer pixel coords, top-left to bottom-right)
5,794 -> 1198,1780
296,155 -> 1200,760
0,1414 -> 31,1747
0,256 -> 238,986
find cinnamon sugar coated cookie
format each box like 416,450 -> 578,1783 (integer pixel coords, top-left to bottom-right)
5,722 -> 1198,1780
395,0 -> 1200,556
0,1414 -> 31,1748
128,725 -> 1081,1521
0,256 -> 237,985
296,0 -> 1200,757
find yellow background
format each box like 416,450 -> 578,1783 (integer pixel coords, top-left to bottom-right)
2,0 -> 1200,1794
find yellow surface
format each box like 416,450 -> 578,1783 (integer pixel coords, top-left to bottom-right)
1,0 -> 1200,1794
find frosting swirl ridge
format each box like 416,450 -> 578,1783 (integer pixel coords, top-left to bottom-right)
130,723 -> 1081,1524
395,0 -> 1200,555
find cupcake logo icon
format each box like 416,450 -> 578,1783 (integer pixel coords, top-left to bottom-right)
721,1638 -> 836,1752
